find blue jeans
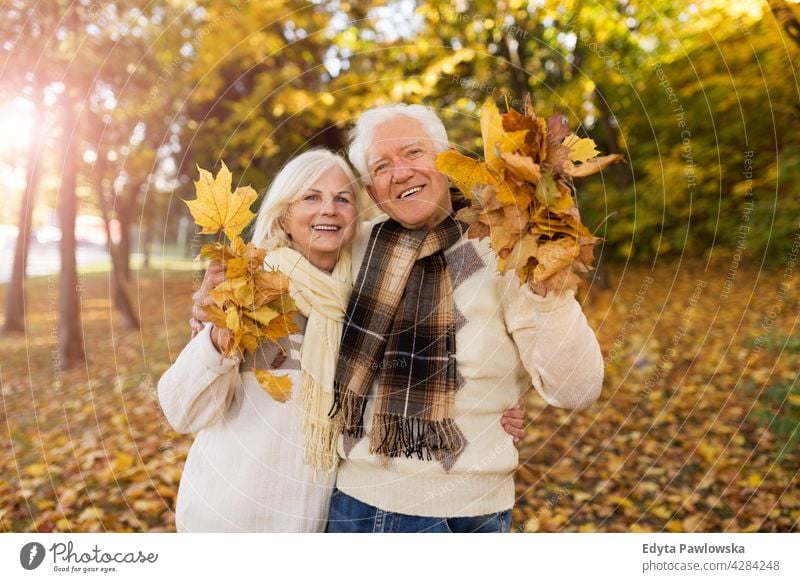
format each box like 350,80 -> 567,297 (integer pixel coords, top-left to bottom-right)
325,489 -> 512,533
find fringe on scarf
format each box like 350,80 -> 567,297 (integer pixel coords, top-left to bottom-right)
329,380 -> 369,440
369,413 -> 466,464
301,370 -> 341,476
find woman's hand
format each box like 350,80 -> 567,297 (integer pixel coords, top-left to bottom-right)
190,261 -> 230,352
501,397 -> 527,445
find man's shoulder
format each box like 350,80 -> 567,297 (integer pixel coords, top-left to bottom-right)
352,216 -> 388,275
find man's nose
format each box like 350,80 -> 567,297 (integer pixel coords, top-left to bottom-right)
391,163 -> 413,183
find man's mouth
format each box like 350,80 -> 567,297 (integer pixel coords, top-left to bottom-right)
312,225 -> 341,232
399,185 -> 424,199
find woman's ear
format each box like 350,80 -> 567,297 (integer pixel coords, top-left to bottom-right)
278,213 -> 291,240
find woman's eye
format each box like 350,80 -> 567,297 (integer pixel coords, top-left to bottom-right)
304,194 -> 319,201
336,196 -> 352,203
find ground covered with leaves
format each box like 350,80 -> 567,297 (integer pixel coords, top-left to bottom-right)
1,261 -> 797,532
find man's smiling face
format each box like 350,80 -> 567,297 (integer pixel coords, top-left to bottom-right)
366,116 -> 452,231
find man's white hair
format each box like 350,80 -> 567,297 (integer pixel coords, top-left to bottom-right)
249,148 -> 361,249
347,104 -> 450,184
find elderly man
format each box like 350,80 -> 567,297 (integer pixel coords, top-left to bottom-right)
326,104 -> 604,533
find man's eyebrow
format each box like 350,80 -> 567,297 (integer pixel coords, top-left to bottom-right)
367,139 -> 423,166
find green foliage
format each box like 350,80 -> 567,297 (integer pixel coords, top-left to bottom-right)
746,375 -> 800,462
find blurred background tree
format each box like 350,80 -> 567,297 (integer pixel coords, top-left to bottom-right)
1,0 -> 798,336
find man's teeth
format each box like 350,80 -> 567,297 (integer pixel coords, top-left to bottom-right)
313,225 -> 340,231
400,186 -> 423,199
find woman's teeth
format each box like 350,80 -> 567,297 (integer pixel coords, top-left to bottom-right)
312,225 -> 340,231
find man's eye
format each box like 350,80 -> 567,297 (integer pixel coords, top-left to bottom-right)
408,148 -> 423,156
374,164 -> 388,174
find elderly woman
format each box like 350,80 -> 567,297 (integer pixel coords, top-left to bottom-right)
158,149 -> 360,532
158,148 -> 528,532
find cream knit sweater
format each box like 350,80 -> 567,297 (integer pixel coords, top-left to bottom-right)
334,226 -> 604,518
157,320 -> 335,532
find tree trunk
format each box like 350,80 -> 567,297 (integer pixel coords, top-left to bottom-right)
2,90 -> 44,334
593,84 -> 631,190
94,161 -> 140,330
57,99 -> 86,368
117,190 -> 136,281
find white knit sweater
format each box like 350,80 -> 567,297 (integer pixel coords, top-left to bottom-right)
157,321 -> 335,532
334,226 -> 604,518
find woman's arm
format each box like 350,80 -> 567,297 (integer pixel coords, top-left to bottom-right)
159,262 -> 240,434
157,324 -> 241,434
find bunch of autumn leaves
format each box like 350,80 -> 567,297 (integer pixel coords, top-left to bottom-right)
184,163 -> 297,402
436,98 -> 622,292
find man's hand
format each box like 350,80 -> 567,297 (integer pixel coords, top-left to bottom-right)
501,397 -> 527,445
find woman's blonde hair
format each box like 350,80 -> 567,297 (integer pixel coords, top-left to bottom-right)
249,148 -> 363,250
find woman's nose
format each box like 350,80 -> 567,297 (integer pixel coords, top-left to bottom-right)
319,196 -> 336,215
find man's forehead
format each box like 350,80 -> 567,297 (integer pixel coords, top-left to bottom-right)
368,130 -> 433,167
369,136 -> 421,156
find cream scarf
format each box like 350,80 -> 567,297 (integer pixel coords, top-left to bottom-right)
264,246 -> 351,474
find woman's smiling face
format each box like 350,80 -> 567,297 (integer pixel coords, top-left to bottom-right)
282,166 -> 358,271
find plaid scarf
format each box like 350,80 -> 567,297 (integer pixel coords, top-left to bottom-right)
331,216 -> 467,469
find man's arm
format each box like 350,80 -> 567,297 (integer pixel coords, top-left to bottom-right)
501,275 -> 604,410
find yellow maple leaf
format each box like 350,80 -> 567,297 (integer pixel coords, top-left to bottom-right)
501,152 -> 541,183
242,305 -> 280,327
562,134 -> 600,163
199,242 -> 237,262
480,100 -> 528,170
497,233 -> 538,275
209,277 -> 249,307
436,150 -> 498,199
533,238 -> 582,283
253,369 -> 293,403
202,304 -> 227,328
563,154 -> 624,178
226,306 -> 241,334
184,162 -> 258,241
225,256 -> 250,279
260,312 -> 300,343
267,293 -> 297,314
